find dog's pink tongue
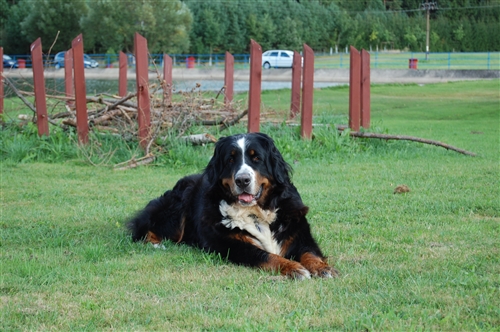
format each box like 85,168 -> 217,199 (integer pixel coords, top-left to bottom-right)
238,193 -> 254,203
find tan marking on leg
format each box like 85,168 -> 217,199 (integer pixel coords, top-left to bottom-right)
279,235 -> 295,257
229,233 -> 257,245
172,216 -> 186,243
260,253 -> 311,280
146,231 -> 162,244
300,252 -> 339,278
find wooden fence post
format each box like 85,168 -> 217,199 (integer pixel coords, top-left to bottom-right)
361,49 -> 370,129
290,50 -> 301,119
134,32 -> 151,149
64,48 -> 74,107
30,38 -> 49,136
224,51 -> 234,108
301,44 -> 314,139
119,51 -> 127,97
349,46 -> 361,132
0,47 -> 3,116
163,54 -> 172,106
72,34 -> 88,144
248,39 -> 262,133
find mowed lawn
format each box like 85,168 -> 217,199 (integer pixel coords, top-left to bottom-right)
1,80 -> 499,330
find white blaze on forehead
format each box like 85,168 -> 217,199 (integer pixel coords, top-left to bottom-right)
235,137 -> 256,190
236,137 -> 246,153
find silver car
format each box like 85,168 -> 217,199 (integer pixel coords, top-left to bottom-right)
262,50 -> 295,69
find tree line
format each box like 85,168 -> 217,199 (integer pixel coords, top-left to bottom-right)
1,0 -> 499,56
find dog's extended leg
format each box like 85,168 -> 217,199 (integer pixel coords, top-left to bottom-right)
260,253 -> 312,280
299,252 -> 339,278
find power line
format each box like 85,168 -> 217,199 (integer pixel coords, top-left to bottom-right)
185,1 -> 500,15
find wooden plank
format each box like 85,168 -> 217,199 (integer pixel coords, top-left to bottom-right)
361,49 -> 371,129
30,38 -> 49,136
72,34 -> 88,144
119,51 -> 127,97
248,39 -> 262,133
301,44 -> 314,139
290,50 -> 301,119
349,46 -> 361,132
64,48 -> 74,107
163,53 -> 172,106
224,51 -> 234,108
134,33 -> 151,149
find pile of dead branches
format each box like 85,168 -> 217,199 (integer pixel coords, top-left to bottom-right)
4,75 -> 248,144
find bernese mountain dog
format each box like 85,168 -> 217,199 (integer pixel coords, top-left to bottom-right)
127,133 -> 338,279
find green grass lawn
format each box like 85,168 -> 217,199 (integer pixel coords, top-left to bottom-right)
313,52 -> 500,70
1,80 -> 499,330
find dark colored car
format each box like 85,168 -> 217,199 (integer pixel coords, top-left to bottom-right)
3,55 -> 19,68
53,51 -> 99,69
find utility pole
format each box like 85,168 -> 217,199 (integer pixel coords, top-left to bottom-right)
421,1 -> 438,60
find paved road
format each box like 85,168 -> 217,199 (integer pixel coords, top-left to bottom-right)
4,68 -> 499,84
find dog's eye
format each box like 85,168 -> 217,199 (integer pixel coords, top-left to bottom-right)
252,156 -> 259,162
228,158 -> 234,164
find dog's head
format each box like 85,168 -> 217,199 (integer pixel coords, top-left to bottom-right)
205,133 -> 292,206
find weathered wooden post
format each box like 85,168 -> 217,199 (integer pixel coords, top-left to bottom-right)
134,32 -> 151,149
349,46 -> 361,131
72,34 -> 89,144
224,51 -> 234,108
64,48 -> 74,107
248,39 -> 262,133
30,38 -> 49,136
119,51 -> 127,97
301,44 -> 314,139
361,49 -> 371,129
163,53 -> 172,106
290,51 -> 301,119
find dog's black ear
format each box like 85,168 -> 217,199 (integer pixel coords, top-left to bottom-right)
204,136 -> 228,183
270,143 -> 292,185
257,133 -> 292,185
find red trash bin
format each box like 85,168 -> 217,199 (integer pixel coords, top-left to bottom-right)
409,58 -> 418,69
18,59 -> 26,68
186,56 -> 195,69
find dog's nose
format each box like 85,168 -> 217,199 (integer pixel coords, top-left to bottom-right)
235,173 -> 251,189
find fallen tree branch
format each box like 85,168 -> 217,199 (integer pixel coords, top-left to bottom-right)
94,92 -> 138,116
3,75 -> 68,130
113,154 -> 155,171
219,109 -> 248,131
341,129 -> 477,156
180,133 -> 218,145
3,75 -> 36,113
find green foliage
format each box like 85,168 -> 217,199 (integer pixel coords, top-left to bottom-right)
0,122 -> 143,166
81,0 -> 192,54
20,0 -> 88,54
1,122 -> 79,163
1,0 -> 499,54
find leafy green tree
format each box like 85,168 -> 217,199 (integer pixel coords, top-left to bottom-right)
221,2 -> 246,53
81,0 -> 191,54
0,0 -> 8,48
20,0 -> 88,54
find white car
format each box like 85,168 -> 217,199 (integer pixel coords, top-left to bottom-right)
262,50 -> 296,69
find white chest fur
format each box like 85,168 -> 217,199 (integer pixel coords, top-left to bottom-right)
219,200 -> 281,255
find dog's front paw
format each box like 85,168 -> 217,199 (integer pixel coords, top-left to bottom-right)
300,252 -> 340,278
314,265 -> 340,278
282,262 -> 312,280
261,254 -> 311,280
